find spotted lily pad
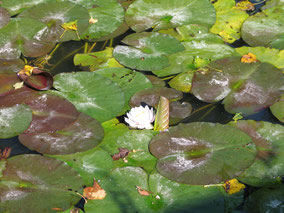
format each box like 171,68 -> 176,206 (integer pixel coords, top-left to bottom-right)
125,0 -> 216,32
19,113 -> 104,155
113,32 -> 185,71
19,1 -> 90,42
0,154 -> 83,213
0,105 -> 32,139
149,122 -> 256,185
95,67 -> 153,112
241,4 -> 284,49
0,18 -> 55,59
270,94 -> 284,123
129,87 -> 183,108
74,47 -> 123,71
0,7 -> 10,28
230,120 -> 284,187
53,72 -> 125,122
191,57 -> 284,115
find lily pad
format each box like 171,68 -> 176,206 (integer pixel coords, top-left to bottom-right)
169,101 -> 192,125
0,7 -> 10,28
129,87 -> 183,108
53,72 -> 125,122
19,113 -> 104,155
210,0 -> 249,43
81,1 -> 125,40
230,120 -> 284,187
113,32 -> 185,71
244,186 -> 284,213
145,75 -> 165,88
95,67 -> 153,112
0,105 -> 32,139
0,154 -> 83,213
191,57 -> 284,115
0,18 -> 55,59
19,1 -> 90,42
125,0 -> 216,32
0,74 -> 21,96
149,122 -> 256,185
74,47 -> 123,71
241,4 -> 284,49
236,46 -> 284,69
0,59 -> 25,74
270,94 -> 284,123
168,70 -> 195,93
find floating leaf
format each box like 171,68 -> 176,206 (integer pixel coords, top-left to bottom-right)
150,122 -> 256,185
0,7 -> 10,28
113,32 -> 185,71
0,74 -> 21,96
168,70 -> 195,93
0,18 -> 55,59
112,148 -> 130,161
0,155 -> 83,213
241,53 -> 258,63
222,179 -> 245,195
136,185 -> 152,196
0,105 -> 32,139
83,179 -> 106,200
53,72 -> 125,122
0,59 -> 25,74
169,101 -> 192,125
191,57 -> 284,115
241,4 -> 284,49
270,94 -> 284,123
236,46 -> 284,69
129,87 -> 183,108
19,113 -> 104,155
154,96 -> 169,131
230,120 -> 284,187
125,0 -> 216,32
19,1 -> 90,42
210,0 -> 249,43
145,75 -> 165,88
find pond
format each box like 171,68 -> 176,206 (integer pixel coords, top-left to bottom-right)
0,0 -> 284,212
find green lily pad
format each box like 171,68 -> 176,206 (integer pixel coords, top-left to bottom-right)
0,7 -> 10,28
145,75 -> 165,88
74,47 -> 123,71
0,155 -> 83,213
244,186 -> 284,213
0,0 -> 54,16
191,57 -> 284,115
19,113 -> 104,155
52,149 -> 114,186
0,18 -> 55,59
270,94 -> 284,123
241,4 -> 284,49
236,46 -> 284,69
82,1 -> 125,40
129,87 -> 183,108
95,67 -> 153,112
0,104 -> 32,139
0,59 -> 25,74
149,122 -> 256,185
168,70 -> 195,93
125,0 -> 216,32
210,0 -> 249,43
53,72 -> 125,123
113,32 -> 185,71
230,120 -> 284,187
19,1 -> 90,42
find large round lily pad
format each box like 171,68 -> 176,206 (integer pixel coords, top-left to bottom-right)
19,1 -> 90,42
0,105 -> 32,139
113,32 -> 185,71
149,122 -> 256,185
53,72 -> 125,122
241,4 -> 284,49
0,154 -> 83,213
191,57 -> 284,115
230,120 -> 284,187
19,113 -> 104,155
0,18 -> 56,59
270,94 -> 284,123
125,0 -> 216,32
129,87 -> 183,107
0,7 -> 10,28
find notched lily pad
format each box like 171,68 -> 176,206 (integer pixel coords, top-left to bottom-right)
129,87 -> 183,108
19,113 -> 104,155
113,32 -> 185,71
125,0 -> 216,32
53,72 -> 125,122
191,57 -> 284,115
0,154 -> 83,213
0,104 -> 32,139
149,122 -> 256,185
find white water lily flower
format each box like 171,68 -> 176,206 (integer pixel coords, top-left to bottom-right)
125,105 -> 155,129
